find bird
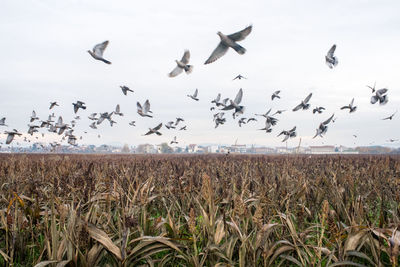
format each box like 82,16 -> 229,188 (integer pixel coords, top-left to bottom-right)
213,112 -> 226,128
30,110 -> 39,122
73,101 -> 86,113
187,89 -> 199,101
175,118 -> 184,126
179,126 -> 187,131
170,136 -> 178,145
238,117 -> 247,127
258,121 -> 273,133
382,111 -> 397,120
371,88 -> 389,105
0,118 -> 7,127
221,88 -> 245,119
27,125 -> 39,135
97,112 -> 113,125
387,139 -> 398,143
353,134 -> 357,138
271,90 -> 281,100
210,107 -> 215,111
89,122 -> 97,129
74,116 -> 80,120
144,123 -> 163,136
137,100 -> 153,118
211,93 -> 221,105
4,129 -> 22,144
233,74 -> 247,80
340,98 -> 357,113
255,109 -> 278,126
204,25 -> 252,64
277,126 -> 297,142
293,93 -> 312,111
120,86 -> 133,95
367,82 -> 376,93
168,50 -> 193,77
247,118 -> 257,123
114,104 -> 123,116
87,40 -> 111,64
49,102 -> 59,109
165,121 -> 176,129
88,113 -> 98,120
129,121 -> 136,126
313,114 -> 335,138
313,106 -> 325,114
325,44 -> 338,69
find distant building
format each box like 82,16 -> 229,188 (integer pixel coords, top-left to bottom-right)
253,147 -> 276,154
309,146 -> 336,154
230,144 -> 247,153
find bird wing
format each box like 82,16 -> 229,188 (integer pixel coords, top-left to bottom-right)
6,134 -> 13,144
292,103 -> 303,111
144,100 -> 151,113
93,41 -> 109,57
327,44 -> 336,57
136,102 -> 143,112
204,42 -> 229,64
323,114 -> 335,125
376,88 -> 388,96
181,50 -> 190,64
193,89 -> 198,97
168,66 -> 183,77
227,25 -> 253,42
215,93 -> 221,102
350,98 -> 354,107
116,104 -> 120,113
234,88 -> 243,104
32,110 -> 36,117
370,95 -> 378,104
153,123 -> 162,131
304,93 -> 312,103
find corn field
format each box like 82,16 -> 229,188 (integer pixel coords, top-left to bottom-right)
0,154 -> 400,266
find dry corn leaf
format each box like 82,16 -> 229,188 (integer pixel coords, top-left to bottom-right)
86,224 -> 122,261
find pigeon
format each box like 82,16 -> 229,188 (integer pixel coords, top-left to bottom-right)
233,74 -> 247,80
0,118 -> 7,126
89,122 -> 97,129
221,88 -> 245,118
97,112 -> 113,125
27,125 -> 39,135
120,86 -> 133,95
367,82 -> 376,93
170,136 -> 178,145
49,102 -> 59,109
114,104 -> 123,116
313,107 -> 325,114
340,98 -> 357,113
255,109 -> 278,126
137,100 -> 153,118
88,113 -> 98,120
70,120 -> 76,127
4,129 -> 22,144
55,117 -> 69,135
204,25 -> 252,64
129,121 -> 136,126
175,118 -> 184,126
258,121 -> 273,133
73,101 -> 86,113
165,121 -> 176,129
271,90 -> 281,100
277,126 -> 297,142
353,134 -> 357,138
179,126 -> 187,131
187,89 -> 199,101
74,116 -> 80,120
325,44 -> 338,69
371,88 -> 389,105
387,139 -> 398,143
293,93 -> 312,111
210,107 -> 215,111
313,114 -> 334,138
382,111 -> 397,120
30,110 -> 39,122
144,123 -> 163,136
168,50 -> 193,77
238,117 -> 247,127
213,112 -> 226,128
87,40 -> 111,64
211,93 -> 221,105
247,118 -> 257,123
109,120 -> 116,127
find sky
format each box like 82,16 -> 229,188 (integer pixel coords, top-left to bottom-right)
0,0 -> 399,148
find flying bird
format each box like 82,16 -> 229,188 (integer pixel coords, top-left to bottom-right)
233,74 -> 247,80
120,86 -> 133,95
87,40 -> 111,64
114,104 -> 123,116
238,117 -> 247,127
144,123 -> 163,136
30,110 -> 39,122
49,102 -> 59,110
0,118 -> 7,127
73,101 -> 86,114
175,118 -> 184,126
313,107 -> 325,114
325,44 -> 338,69
88,113 -> 98,120
170,136 -> 178,145
313,114 -> 335,138
137,100 -> 153,117
340,98 -> 357,113
221,88 -> 245,118
179,126 -> 187,131
293,93 -> 312,111
168,50 -> 193,77
367,82 -> 376,93
382,111 -> 397,120
4,129 -> 22,144
129,121 -> 136,126
89,122 -> 97,129
165,121 -> 176,129
204,25 -> 252,64
271,90 -> 281,100
187,89 -> 199,101
277,126 -> 297,142
371,88 -> 389,105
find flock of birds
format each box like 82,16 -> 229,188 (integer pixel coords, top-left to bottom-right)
1,25 -> 398,149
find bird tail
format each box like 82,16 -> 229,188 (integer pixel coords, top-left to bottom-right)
232,43 -> 246,55
101,58 -> 112,64
184,65 -> 193,74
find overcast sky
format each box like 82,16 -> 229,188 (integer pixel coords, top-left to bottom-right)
1,0 -> 399,148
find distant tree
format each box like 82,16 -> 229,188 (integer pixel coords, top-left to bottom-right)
160,143 -> 173,153
122,144 -> 130,153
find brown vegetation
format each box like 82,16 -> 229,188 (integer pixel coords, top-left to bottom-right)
0,154 -> 399,266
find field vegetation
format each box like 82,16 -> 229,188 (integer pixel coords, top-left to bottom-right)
0,154 -> 399,266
